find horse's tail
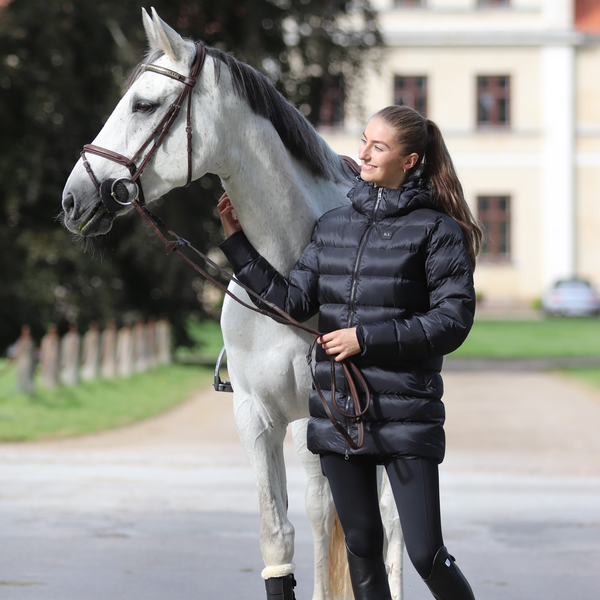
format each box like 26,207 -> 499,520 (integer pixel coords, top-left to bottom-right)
328,511 -> 354,599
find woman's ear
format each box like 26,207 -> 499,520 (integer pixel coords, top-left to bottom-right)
404,153 -> 420,171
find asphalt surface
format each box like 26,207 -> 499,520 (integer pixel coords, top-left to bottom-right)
1,369 -> 599,600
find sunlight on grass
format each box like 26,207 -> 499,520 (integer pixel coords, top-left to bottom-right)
562,367 -> 600,390
0,362 -> 212,442
451,318 -> 600,358
178,317 -> 224,357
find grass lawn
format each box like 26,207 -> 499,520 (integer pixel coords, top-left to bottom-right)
0,362 -> 212,442
178,317 -> 224,358
450,317 -> 600,358
562,367 -> 600,389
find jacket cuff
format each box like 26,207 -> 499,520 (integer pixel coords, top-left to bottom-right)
355,323 -> 366,355
219,231 -> 258,273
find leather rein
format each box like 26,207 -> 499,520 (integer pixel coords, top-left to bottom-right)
79,42 -> 370,451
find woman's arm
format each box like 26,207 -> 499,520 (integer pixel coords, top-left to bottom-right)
218,193 -> 321,324
218,193 -> 362,361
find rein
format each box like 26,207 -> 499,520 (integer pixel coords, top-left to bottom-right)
79,42 -> 370,451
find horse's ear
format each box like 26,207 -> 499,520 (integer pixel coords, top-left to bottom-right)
142,8 -> 160,50
150,7 -> 195,65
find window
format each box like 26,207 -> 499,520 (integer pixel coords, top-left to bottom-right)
477,76 -> 510,128
478,196 -> 511,261
394,76 -> 427,118
575,0 -> 600,33
316,77 -> 344,128
477,0 -> 509,6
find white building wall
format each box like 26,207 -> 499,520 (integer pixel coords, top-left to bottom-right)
320,0 -> 599,305
540,44 -> 576,289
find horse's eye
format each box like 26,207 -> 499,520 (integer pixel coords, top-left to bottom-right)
134,101 -> 154,113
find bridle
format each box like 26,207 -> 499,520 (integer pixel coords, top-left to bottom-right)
78,42 -> 370,451
81,42 -> 207,213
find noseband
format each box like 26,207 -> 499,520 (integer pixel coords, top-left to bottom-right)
81,42 -> 206,213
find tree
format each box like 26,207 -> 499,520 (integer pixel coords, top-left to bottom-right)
0,0 -> 381,352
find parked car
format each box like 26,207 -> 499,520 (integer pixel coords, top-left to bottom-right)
542,278 -> 600,316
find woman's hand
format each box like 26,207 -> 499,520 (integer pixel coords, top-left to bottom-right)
217,192 -> 242,238
318,328 -> 360,362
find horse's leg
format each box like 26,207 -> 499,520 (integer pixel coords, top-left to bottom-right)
291,418 -> 338,600
378,468 -> 404,600
233,391 -> 296,583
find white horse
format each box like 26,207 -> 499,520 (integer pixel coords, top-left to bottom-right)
61,9 -> 403,600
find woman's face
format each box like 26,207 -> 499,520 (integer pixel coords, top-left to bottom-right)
358,117 -> 418,189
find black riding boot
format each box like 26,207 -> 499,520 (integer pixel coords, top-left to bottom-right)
346,547 -> 393,600
265,574 -> 297,600
423,546 -> 475,600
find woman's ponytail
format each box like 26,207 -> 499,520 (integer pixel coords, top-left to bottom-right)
374,106 -> 483,269
422,120 -> 482,269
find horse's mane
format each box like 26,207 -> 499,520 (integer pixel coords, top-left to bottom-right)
127,45 -> 351,184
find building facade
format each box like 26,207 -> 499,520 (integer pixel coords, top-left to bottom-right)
320,0 -> 600,307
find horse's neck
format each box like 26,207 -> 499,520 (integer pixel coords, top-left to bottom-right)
219,119 -> 350,275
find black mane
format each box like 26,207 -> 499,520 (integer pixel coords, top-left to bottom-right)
127,45 -> 350,183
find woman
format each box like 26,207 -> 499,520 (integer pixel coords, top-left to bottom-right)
218,105 -> 481,600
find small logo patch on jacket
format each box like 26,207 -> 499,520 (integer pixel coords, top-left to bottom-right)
382,231 -> 393,240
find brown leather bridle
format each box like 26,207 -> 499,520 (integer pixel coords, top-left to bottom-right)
78,42 -> 370,451
81,42 -> 206,213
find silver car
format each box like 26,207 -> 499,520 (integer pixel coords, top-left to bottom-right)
542,278 -> 600,316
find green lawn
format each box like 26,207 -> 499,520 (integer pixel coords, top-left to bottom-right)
450,317 -> 600,358
562,366 -> 600,389
177,317 -> 224,358
0,362 -> 212,442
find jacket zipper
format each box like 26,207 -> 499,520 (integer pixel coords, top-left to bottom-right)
346,187 -> 383,329
343,187 -> 383,459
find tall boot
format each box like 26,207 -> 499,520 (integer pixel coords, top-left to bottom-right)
346,546 -> 392,600
265,574 -> 297,600
423,546 -> 475,600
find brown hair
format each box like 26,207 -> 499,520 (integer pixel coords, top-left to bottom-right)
373,105 -> 482,269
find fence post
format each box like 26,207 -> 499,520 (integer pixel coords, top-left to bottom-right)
81,322 -> 101,381
101,319 -> 117,378
156,318 -> 172,365
116,323 -> 134,377
60,323 -> 81,386
133,318 -> 148,373
145,318 -> 157,369
40,324 -> 60,389
15,325 -> 35,393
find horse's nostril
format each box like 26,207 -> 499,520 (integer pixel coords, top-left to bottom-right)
63,193 -> 75,215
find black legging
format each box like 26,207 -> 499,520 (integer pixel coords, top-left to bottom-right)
321,453 -> 444,579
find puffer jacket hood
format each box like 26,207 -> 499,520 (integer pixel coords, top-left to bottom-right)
220,180 -> 476,463
349,176 -> 434,219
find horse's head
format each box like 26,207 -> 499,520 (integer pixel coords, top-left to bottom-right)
62,8 -> 219,237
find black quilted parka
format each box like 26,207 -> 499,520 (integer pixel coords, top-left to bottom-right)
220,176 -> 476,463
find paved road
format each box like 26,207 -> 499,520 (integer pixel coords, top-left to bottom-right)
1,370 -> 599,599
